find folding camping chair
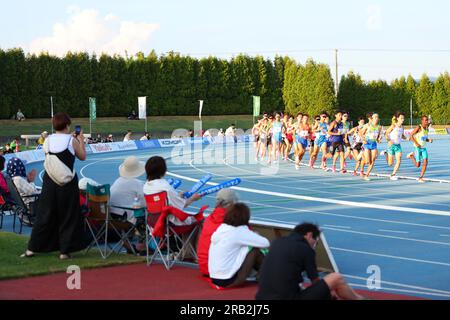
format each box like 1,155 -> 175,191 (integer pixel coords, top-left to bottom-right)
84,183 -> 138,259
144,191 -> 205,270
5,176 -> 39,234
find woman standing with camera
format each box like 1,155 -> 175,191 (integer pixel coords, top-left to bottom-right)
21,112 -> 87,260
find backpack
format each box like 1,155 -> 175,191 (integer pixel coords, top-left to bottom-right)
43,137 -> 75,186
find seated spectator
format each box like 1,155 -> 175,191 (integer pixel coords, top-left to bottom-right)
127,110 -> 138,120
78,177 -> 100,206
109,156 -> 146,224
140,132 -> 151,140
0,155 -> 10,197
6,157 -> 40,207
188,129 -> 194,138
37,131 -> 49,146
197,189 -> 238,276
10,138 -> 20,153
208,203 -> 269,288
106,134 -> 114,143
3,144 -> 13,154
143,156 -> 201,226
94,133 -> 104,144
217,128 -> 225,137
16,109 -> 26,121
255,223 -> 364,300
123,130 -> 133,142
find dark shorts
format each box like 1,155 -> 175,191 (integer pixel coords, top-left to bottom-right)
254,135 -> 260,142
297,279 -> 332,300
352,142 -> 363,152
331,141 -> 344,155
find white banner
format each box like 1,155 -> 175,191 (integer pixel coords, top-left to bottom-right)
199,100 -> 204,120
138,97 -> 147,119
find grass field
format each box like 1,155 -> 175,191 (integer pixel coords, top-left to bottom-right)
0,232 -> 145,280
0,115 -> 254,140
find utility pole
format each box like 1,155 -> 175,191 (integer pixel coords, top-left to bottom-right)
335,49 -> 339,96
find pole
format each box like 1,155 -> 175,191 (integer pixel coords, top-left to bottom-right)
410,98 -> 413,129
145,117 -> 148,133
50,96 -> 54,134
335,49 -> 339,96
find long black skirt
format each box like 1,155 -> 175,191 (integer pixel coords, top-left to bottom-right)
28,173 -> 88,254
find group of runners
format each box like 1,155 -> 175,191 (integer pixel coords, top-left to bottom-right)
251,111 -> 433,182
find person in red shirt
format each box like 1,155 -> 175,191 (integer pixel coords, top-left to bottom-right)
197,189 -> 238,276
0,155 -> 10,196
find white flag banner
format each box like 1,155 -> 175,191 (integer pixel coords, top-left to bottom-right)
199,100 -> 204,120
138,97 -> 147,119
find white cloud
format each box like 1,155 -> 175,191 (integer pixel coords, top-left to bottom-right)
29,8 -> 159,56
366,4 -> 382,31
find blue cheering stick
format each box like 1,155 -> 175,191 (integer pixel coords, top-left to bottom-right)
183,174 -> 213,198
167,178 -> 182,189
198,178 -> 241,197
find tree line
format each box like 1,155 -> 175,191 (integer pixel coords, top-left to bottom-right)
0,48 -> 449,124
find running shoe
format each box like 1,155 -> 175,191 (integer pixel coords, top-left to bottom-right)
363,176 -> 371,181
341,169 -> 347,174
321,163 -> 327,170
380,150 -> 387,156
407,152 -> 414,159
349,154 -> 353,160
360,170 -> 365,177
295,164 -> 300,170
418,177 -> 426,183
352,170 -> 357,176
332,166 -> 336,173
390,175 -> 398,181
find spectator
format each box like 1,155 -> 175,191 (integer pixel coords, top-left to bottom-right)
197,189 -> 238,276
6,157 -> 40,207
208,203 -> 269,288
140,132 -> 151,140
109,156 -> 146,225
255,223 -> 364,300
143,156 -> 201,226
106,134 -> 114,143
37,131 -> 49,146
128,110 -> 138,120
188,129 -> 194,138
21,112 -> 88,260
217,128 -> 225,138
10,138 -> 20,153
0,155 -> 10,197
16,109 -> 26,121
123,130 -> 133,142
0,147 -> 4,156
225,124 -> 236,137
3,144 -> 13,154
94,133 -> 104,144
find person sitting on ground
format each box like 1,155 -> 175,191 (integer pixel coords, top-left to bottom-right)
256,222 -> 364,300
16,109 -> 26,121
140,132 -> 151,140
37,131 -> 49,146
6,157 -> 40,210
143,156 -> 202,226
197,189 -> 239,277
110,156 -> 146,224
208,203 -> 270,288
123,130 -> 133,142
128,110 -> 137,120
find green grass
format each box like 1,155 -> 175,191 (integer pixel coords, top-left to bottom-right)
0,115 -> 254,139
0,232 -> 145,280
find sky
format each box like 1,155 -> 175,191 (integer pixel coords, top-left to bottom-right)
1,0 -> 449,81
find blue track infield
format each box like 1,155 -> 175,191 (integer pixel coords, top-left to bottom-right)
22,136 -> 450,299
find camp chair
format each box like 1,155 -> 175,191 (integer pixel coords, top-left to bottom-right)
144,191 -> 206,270
0,194 -> 6,229
5,176 -> 39,234
84,183 -> 138,259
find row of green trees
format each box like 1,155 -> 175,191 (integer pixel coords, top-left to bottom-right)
0,48 -> 449,123
0,48 -> 285,119
337,72 -> 450,123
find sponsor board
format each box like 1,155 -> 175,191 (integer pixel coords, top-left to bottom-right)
185,137 -> 210,145
89,141 -> 138,153
432,128 -> 448,135
135,139 -> 161,150
158,138 -> 185,148
89,143 -> 115,154
115,141 -> 138,151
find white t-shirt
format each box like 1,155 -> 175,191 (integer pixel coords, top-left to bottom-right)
109,177 -> 146,224
225,127 -> 235,136
208,224 -> 270,280
47,134 -> 75,155
143,178 -> 196,226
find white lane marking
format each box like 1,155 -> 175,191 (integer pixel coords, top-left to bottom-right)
440,234 -> 450,237
330,247 -> 450,267
347,283 -> 450,298
323,225 -> 352,229
378,229 -> 410,234
167,169 -> 450,218
252,217 -> 450,247
343,274 -> 450,296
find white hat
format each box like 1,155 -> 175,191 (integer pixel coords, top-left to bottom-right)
79,177 -> 100,191
119,156 -> 145,178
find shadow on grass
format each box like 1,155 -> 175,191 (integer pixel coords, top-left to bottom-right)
0,232 -> 145,281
